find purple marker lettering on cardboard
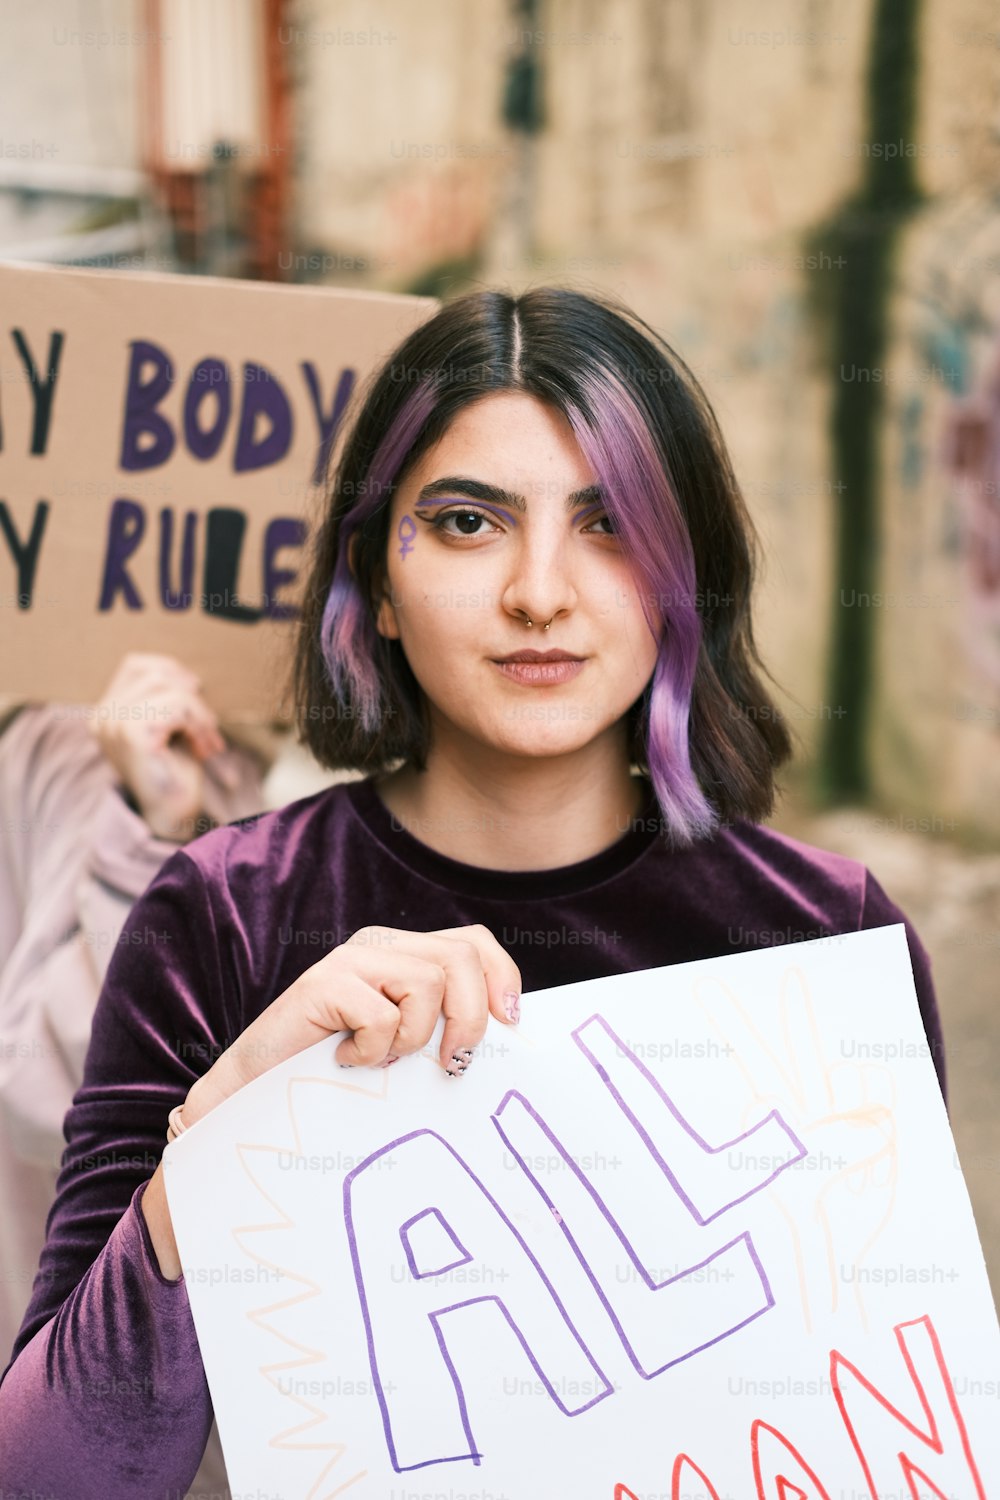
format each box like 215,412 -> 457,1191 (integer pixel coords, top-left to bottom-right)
397,513 -> 417,559
493,1089 -> 776,1381
343,1128 -> 612,1471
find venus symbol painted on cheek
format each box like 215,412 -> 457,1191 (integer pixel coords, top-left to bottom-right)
397,514 -> 417,559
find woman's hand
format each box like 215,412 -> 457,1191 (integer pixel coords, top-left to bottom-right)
92,652 -> 228,843
188,922 -> 522,1113
142,924 -> 522,1278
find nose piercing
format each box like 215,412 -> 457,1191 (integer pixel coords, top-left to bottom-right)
520,612 -> 554,631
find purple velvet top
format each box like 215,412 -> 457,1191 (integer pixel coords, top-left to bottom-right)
0,777 -> 945,1496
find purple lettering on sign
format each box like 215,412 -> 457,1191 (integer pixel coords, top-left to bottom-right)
399,1208 -> 473,1281
262,517 -> 306,619
98,498 -> 146,610
182,357 -> 231,462
494,1090 -> 775,1380
571,1014 -> 807,1224
233,362 -> 292,472
301,363 -> 355,485
119,339 -> 176,472
344,1129 -> 613,1473
158,507 -> 197,611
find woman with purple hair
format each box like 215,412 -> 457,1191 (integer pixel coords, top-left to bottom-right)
0,287 -> 945,1497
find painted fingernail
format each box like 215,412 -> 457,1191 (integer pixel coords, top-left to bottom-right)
379,1055 -> 399,1070
503,990 -> 521,1024
445,1049 -> 473,1077
337,1063 -> 354,1069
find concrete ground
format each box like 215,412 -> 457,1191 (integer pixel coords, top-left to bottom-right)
769,794 -> 1000,1308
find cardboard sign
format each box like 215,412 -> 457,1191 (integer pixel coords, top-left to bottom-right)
163,926 -> 1000,1497
0,262 -> 437,720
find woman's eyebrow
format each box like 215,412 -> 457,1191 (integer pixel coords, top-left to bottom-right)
415,476 -> 605,513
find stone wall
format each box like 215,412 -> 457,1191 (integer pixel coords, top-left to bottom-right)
292,0 -> 1000,840
2,0 -> 996,836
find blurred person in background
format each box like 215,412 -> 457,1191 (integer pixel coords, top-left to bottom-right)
0,653 -> 269,1440
0,651 -> 271,1497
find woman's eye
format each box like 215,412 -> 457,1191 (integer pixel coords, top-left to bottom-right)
583,511 -> 617,535
433,509 -> 498,536
420,506 -> 615,538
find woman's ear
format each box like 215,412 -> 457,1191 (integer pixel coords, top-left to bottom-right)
374,577 -> 401,641
352,534 -> 400,641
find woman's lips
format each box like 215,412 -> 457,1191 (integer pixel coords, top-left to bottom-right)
492,659 -> 586,685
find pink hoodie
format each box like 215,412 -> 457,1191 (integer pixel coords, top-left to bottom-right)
0,701 -> 266,1499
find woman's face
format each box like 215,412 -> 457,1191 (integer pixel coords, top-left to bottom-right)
374,391 -> 661,763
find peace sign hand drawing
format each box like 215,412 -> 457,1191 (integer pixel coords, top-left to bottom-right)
695,961 -> 897,1333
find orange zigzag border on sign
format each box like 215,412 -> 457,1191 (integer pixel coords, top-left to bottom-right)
231,1067 -> 392,1499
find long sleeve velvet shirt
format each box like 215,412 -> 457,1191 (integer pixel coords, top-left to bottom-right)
0,776 -> 946,1498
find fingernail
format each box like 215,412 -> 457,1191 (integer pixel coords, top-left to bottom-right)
446,1049 -> 473,1078
503,991 -> 521,1024
337,1063 -> 354,1069
379,1056 -> 399,1070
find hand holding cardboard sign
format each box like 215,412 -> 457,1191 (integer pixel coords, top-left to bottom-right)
92,651 -> 227,842
158,929 -> 998,1498
191,921 -> 524,1101
141,922 -> 522,1279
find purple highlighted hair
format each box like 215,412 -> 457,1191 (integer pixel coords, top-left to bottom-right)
295,287 -> 791,845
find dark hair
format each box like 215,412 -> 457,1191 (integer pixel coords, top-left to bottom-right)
294,286 -> 791,844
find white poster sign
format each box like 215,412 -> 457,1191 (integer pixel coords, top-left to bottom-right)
164,924 -> 1000,1498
